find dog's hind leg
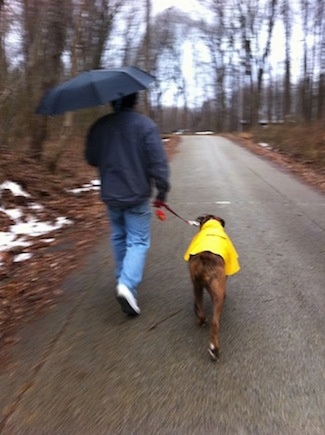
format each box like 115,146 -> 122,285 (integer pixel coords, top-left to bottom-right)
193,283 -> 206,327
207,279 -> 226,361
189,257 -> 206,326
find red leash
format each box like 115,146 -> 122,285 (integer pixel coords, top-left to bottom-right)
161,203 -> 190,224
155,202 -> 199,226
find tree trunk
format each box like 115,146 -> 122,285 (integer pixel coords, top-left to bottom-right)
283,0 -> 292,121
29,115 -> 48,160
317,0 -> 325,120
144,0 -> 151,117
23,0 -> 70,159
48,113 -> 73,172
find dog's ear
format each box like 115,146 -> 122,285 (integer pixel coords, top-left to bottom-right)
196,214 -> 226,228
196,214 -> 214,227
196,215 -> 206,226
196,214 -> 225,227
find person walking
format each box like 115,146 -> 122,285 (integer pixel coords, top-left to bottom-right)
85,92 -> 170,316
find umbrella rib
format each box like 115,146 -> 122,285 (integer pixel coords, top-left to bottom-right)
90,73 -> 107,105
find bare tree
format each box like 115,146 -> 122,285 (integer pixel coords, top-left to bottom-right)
282,0 -> 292,121
0,2 -> 28,148
316,0 -> 325,120
144,0 -> 151,115
0,0 -> 7,83
237,0 -> 278,126
118,3 -> 144,66
203,1 -> 228,132
22,0 -> 71,159
69,0 -> 124,72
136,7 -> 194,125
299,0 -> 313,122
0,0 -> 9,147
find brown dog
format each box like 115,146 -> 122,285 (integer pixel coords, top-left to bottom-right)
184,215 -> 240,361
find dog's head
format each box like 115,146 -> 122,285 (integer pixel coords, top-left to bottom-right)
196,214 -> 225,229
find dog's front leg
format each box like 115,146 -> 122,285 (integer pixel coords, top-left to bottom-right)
193,283 -> 206,326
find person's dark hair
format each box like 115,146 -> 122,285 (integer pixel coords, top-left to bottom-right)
111,93 -> 138,112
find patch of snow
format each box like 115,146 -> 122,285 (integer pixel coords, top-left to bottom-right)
67,179 -> 100,194
0,178 -> 100,266
28,203 -> 44,211
0,181 -> 31,198
0,232 -> 32,250
195,131 -> 214,135
0,207 -> 23,220
14,252 -> 33,262
258,142 -> 272,149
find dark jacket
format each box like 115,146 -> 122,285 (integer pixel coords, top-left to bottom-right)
85,108 -> 170,207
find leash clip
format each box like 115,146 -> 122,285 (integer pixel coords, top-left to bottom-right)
187,220 -> 199,226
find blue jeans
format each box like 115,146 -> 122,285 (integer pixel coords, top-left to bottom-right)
106,200 -> 151,297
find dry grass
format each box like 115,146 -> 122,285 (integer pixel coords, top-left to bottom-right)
249,122 -> 325,170
226,122 -> 325,193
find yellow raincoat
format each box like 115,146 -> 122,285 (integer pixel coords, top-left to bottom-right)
184,220 -> 240,276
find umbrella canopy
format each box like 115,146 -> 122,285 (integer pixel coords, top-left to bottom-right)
36,66 -> 155,115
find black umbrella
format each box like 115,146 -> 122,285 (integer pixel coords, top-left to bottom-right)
36,66 -> 155,115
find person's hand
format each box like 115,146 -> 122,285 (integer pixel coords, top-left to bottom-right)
152,199 -> 166,208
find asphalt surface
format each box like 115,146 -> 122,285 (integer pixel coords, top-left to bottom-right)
1,136 -> 324,434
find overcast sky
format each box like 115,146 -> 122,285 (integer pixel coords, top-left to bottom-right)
152,0 -> 199,15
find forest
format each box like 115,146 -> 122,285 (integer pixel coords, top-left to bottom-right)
0,0 -> 324,162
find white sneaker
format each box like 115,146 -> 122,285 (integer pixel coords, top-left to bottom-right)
116,283 -> 140,316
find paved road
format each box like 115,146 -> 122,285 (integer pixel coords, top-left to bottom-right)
1,136 -> 324,434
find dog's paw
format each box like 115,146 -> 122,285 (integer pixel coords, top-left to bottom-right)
198,318 -> 207,327
208,343 -> 219,361
194,304 -> 207,326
